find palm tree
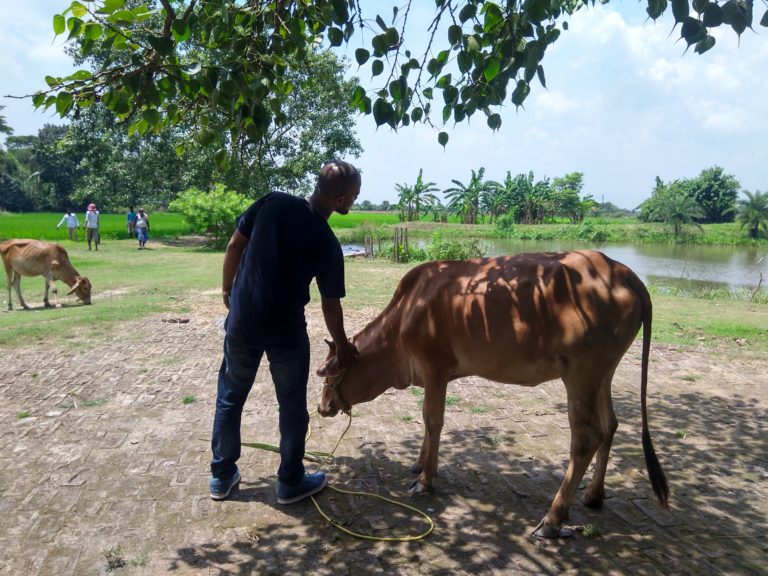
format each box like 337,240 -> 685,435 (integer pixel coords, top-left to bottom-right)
657,182 -> 705,240
395,169 -> 439,222
484,171 -> 516,223
0,105 -> 14,138
738,190 -> 768,239
444,168 -> 487,224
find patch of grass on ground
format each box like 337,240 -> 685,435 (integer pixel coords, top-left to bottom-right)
16,411 -> 31,419
182,395 -> 196,404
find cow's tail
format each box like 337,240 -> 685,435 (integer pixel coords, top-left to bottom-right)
634,275 -> 670,509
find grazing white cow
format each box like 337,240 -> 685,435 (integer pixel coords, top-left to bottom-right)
1,239 -> 92,310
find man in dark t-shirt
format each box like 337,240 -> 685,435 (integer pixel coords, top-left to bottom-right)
210,160 -> 361,504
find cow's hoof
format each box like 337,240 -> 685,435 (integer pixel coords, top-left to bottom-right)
582,492 -> 604,509
409,479 -> 431,494
532,519 -> 572,539
410,463 -> 423,475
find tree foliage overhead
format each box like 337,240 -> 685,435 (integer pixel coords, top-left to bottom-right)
34,0 -> 768,150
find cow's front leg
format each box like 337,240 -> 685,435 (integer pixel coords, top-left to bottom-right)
410,379 -> 448,493
12,273 -> 29,310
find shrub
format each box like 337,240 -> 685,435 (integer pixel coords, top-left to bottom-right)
169,184 -> 251,248
426,230 -> 485,260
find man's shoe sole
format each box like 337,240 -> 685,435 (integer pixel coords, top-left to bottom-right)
277,476 -> 327,505
210,471 -> 241,500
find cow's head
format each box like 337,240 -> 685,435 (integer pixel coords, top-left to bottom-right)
68,276 -> 92,305
316,339 -> 399,418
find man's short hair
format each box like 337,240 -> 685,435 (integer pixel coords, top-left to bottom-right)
316,160 -> 361,197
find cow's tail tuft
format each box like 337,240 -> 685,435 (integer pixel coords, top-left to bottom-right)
635,276 -> 670,509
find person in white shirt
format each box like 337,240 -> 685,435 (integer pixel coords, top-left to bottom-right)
135,208 -> 150,249
56,210 -> 80,241
84,203 -> 100,251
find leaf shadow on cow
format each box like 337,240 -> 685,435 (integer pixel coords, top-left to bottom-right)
317,250 -> 669,538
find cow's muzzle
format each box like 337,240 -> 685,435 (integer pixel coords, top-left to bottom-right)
319,372 -> 350,417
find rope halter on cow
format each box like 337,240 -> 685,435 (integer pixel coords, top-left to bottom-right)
324,370 -> 351,415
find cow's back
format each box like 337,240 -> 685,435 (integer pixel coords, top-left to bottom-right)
1,239 -> 61,277
398,250 -> 645,384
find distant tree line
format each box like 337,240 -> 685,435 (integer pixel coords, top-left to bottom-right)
0,50 -> 362,214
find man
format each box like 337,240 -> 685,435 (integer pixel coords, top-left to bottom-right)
56,210 -> 80,241
210,160 -> 360,504
84,203 -> 100,251
126,207 -> 137,238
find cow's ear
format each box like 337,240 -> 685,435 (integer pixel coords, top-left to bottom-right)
324,338 -> 336,352
316,356 -> 342,378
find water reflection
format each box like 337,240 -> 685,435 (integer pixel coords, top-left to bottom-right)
486,239 -> 767,290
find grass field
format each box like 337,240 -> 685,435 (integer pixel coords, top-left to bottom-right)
0,211 -> 194,241
1,238 -> 767,354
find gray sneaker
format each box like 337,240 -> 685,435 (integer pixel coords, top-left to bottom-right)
276,472 -> 327,504
209,468 -> 241,500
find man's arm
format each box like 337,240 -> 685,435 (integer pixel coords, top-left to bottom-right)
221,228 -> 248,309
321,296 -> 358,368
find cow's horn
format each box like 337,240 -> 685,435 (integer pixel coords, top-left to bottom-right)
67,277 -> 82,295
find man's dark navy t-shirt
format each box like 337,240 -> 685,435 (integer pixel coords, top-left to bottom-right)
226,192 -> 345,346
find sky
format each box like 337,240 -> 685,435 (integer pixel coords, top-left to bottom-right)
1,1 -> 766,210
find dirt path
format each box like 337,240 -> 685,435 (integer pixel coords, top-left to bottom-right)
0,293 -> 766,575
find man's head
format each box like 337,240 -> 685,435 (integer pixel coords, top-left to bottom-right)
314,160 -> 361,216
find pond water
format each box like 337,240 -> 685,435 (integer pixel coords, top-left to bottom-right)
484,239 -> 768,291
344,239 -> 768,291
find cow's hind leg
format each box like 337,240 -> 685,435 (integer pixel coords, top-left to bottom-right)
534,376 -> 603,539
410,377 -> 448,493
582,372 -> 618,509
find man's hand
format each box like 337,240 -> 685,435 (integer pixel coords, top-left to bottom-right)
334,339 -> 359,369
222,292 -> 231,310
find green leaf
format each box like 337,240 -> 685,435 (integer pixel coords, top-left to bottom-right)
197,129 -> 216,146
691,0 -> 708,13
694,34 -> 716,54
70,1 -> 87,18
214,148 -> 228,169
436,74 -> 452,89
53,14 -> 66,35
327,27 -> 344,47
384,27 -> 399,47
483,57 -> 500,82
350,85 -> 366,110
45,75 -> 59,87
459,4 -> 477,23
487,113 -> 502,130
83,23 -> 102,40
55,91 -> 74,116
171,19 -> 191,42
371,59 -> 384,77
702,4 -> 724,27
97,0 -> 125,15
389,79 -> 402,102
457,51 -> 472,73
411,107 -> 423,122
148,35 -> 174,56
536,65 -> 547,88
448,24 -> 463,46
511,80 -> 530,108
671,0 -> 690,22
71,69 -> 92,81
372,97 -> 394,127
142,108 -> 161,127
761,9 -> 768,27
375,14 -> 387,31
438,131 -> 449,148
355,48 -> 370,65
680,17 -> 704,44
483,3 -> 504,31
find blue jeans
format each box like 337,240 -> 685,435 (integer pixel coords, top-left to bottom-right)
210,332 -> 310,486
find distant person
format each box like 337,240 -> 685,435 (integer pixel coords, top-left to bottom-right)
135,208 -> 150,249
56,210 -> 80,241
126,207 -> 137,238
84,203 -> 100,251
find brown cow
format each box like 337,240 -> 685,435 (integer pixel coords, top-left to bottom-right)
317,250 -> 668,538
1,239 -> 92,310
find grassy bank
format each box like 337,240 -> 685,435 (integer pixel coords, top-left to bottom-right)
1,240 -> 766,355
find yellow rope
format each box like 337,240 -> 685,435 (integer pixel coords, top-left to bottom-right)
242,410 -> 434,542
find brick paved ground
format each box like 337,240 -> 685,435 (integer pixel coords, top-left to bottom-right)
1,293 -> 766,575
